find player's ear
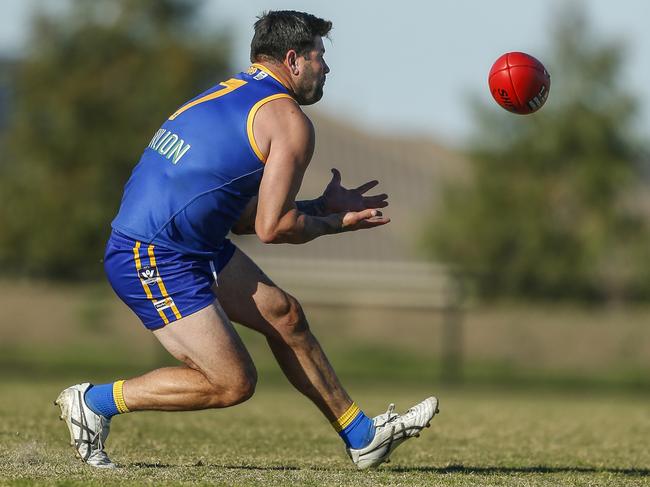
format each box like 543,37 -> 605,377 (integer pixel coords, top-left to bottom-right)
285,50 -> 300,75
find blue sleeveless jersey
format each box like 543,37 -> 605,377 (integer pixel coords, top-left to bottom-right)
111,64 -> 294,257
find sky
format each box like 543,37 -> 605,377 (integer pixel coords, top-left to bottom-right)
1,0 -> 648,145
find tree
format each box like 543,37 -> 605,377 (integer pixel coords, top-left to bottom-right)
0,0 -> 231,279
425,6 -> 650,302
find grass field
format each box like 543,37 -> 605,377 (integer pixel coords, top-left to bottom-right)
1,281 -> 650,485
1,380 -> 649,486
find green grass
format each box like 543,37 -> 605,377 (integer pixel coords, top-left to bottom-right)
1,380 -> 649,486
2,282 -> 650,485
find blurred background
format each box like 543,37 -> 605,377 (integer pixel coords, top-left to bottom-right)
1,0 -> 649,393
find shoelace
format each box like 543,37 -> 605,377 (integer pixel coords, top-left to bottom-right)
385,404 -> 396,418
375,403 -> 397,428
380,403 -> 425,435
72,390 -> 108,461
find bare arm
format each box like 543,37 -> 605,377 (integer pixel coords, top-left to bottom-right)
253,98 -> 388,244
232,194 -> 327,236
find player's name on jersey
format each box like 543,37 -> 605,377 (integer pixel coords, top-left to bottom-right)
147,129 -> 191,165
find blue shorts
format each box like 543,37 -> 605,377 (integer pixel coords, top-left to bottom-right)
104,230 -> 236,330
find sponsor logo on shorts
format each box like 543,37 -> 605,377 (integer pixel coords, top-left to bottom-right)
154,297 -> 175,311
138,265 -> 159,285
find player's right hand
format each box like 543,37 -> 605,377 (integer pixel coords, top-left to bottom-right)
341,208 -> 390,232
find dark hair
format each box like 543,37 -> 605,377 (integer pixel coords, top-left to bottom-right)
250,10 -> 332,63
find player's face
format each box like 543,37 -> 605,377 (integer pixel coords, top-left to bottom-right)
295,36 -> 329,105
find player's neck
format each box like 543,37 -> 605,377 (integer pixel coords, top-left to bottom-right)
255,60 -> 297,96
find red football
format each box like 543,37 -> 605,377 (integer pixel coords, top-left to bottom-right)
488,52 -> 550,114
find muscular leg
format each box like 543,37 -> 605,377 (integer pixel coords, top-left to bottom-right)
122,299 -> 257,411
214,248 -> 352,422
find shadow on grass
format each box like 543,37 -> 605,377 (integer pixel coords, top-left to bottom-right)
388,464 -> 650,476
130,462 -> 299,471
128,462 -> 648,476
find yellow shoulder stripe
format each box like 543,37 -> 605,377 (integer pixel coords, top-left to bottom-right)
246,93 -> 295,163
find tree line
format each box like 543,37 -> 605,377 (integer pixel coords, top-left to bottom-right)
1,2 -> 648,303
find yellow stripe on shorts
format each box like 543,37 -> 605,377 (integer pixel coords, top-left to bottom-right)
147,245 -> 182,320
133,241 -> 169,325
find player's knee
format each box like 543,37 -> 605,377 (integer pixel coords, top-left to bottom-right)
240,364 -> 258,400
184,356 -> 257,407
272,293 -> 308,339
222,364 -> 257,406
206,363 -> 257,407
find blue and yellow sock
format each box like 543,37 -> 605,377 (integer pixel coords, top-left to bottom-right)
84,380 -> 130,419
332,402 -> 375,449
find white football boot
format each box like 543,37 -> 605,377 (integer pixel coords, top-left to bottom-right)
347,396 -> 439,469
54,383 -> 116,468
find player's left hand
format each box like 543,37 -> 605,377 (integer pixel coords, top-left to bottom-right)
322,168 -> 388,214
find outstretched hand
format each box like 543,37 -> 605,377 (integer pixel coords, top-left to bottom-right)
322,168 -> 389,214
341,208 -> 390,232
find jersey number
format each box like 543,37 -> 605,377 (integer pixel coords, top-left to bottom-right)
168,78 -> 247,120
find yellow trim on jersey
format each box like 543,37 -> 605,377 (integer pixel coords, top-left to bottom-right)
250,63 -> 290,89
133,241 -> 169,325
331,403 -> 361,433
112,380 -> 130,414
169,78 -> 247,120
246,93 -> 295,163
147,245 -> 182,320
